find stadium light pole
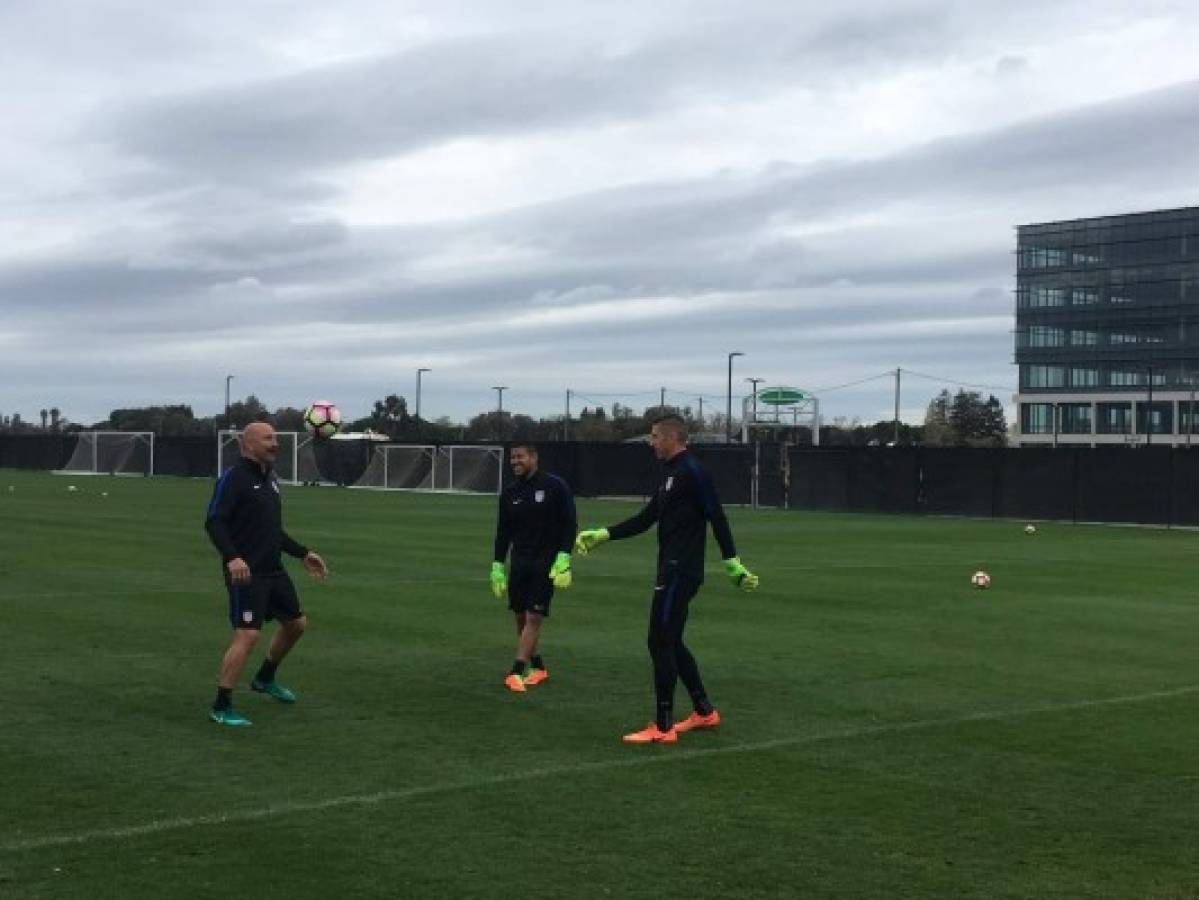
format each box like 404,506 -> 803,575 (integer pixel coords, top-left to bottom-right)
415,368 -> 430,420
492,386 -> 508,441
745,377 -> 764,442
726,351 -> 744,443
224,374 -> 234,429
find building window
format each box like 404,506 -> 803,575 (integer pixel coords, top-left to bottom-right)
1028,287 -> 1066,308
1110,370 -> 1144,386
1026,365 -> 1066,388
1021,403 -> 1055,434
1072,288 -> 1099,306
1109,332 -> 1138,345
1137,402 -> 1173,435
1060,404 -> 1092,434
1097,403 -> 1132,434
1110,293 -> 1134,305
1071,368 -> 1099,387
1070,330 -> 1097,346
1029,325 -> 1065,347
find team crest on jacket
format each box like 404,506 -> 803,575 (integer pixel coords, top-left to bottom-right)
534,490 -> 545,503
665,476 -> 674,491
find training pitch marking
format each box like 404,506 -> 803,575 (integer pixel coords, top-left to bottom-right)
4,683 -> 1197,853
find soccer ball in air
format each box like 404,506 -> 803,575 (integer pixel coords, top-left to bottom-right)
303,401 -> 342,439
1024,524 -> 1037,535
971,571 -> 991,589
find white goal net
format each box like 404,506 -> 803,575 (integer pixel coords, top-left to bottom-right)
57,431 -> 154,476
353,445 -> 503,494
217,431 -> 321,485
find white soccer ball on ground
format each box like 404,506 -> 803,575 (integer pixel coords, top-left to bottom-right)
971,571 -> 991,589
1024,524 -> 1037,534
67,485 -> 78,492
303,401 -> 342,439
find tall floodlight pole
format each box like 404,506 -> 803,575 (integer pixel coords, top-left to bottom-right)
745,377 -> 764,443
660,387 -> 666,411
564,389 -> 572,441
726,351 -> 744,443
1189,375 -> 1196,449
415,368 -> 430,420
1145,364 -> 1154,446
697,396 -> 704,428
893,367 -> 902,446
224,374 -> 234,429
492,386 -> 508,441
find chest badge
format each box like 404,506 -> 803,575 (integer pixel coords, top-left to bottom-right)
534,490 -> 545,503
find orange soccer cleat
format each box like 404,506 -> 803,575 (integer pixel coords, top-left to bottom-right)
504,673 -> 527,693
622,722 -> 678,744
523,668 -> 549,686
674,709 -> 721,733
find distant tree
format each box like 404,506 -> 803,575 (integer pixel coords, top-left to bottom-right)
922,389 -> 954,446
273,406 -> 306,432
370,394 -> 412,439
226,395 -> 270,429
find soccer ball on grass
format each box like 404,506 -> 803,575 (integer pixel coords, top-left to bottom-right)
971,571 -> 991,589
303,401 -> 342,439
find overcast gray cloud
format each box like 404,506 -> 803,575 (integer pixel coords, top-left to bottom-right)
3,0 -> 1199,427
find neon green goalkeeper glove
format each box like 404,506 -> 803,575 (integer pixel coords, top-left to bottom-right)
549,552 -> 573,589
724,557 -> 760,592
490,561 -> 507,599
573,528 -> 610,556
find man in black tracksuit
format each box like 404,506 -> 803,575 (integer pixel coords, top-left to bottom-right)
575,414 -> 759,744
204,422 -> 328,727
491,442 -> 577,693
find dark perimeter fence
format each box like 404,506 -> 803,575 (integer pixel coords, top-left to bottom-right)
2,434 -> 1195,526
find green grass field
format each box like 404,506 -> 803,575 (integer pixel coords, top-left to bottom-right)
2,469 -> 1199,898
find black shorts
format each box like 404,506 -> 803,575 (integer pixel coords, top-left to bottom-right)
226,572 -> 303,630
508,562 -> 554,617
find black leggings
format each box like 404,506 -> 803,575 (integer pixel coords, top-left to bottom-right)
647,572 -> 710,729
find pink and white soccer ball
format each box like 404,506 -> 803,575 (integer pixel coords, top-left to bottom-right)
303,401 -> 342,438
971,571 -> 991,589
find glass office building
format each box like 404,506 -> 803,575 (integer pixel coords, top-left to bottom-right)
1015,206 -> 1199,446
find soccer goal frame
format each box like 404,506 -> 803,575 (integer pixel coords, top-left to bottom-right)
352,444 -> 503,495
56,431 -> 155,477
217,430 -> 320,485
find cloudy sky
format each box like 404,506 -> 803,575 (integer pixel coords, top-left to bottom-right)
4,0 -> 1199,428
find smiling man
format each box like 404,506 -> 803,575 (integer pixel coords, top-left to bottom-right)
491,442 -> 577,692
204,422 -> 329,726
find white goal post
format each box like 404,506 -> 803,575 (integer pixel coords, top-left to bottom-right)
353,444 -> 503,494
217,430 -> 321,485
57,431 -> 154,476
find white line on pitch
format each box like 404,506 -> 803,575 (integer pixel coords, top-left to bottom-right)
4,682 -> 1197,854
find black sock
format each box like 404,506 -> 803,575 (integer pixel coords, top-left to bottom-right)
692,694 -> 714,716
214,687 -> 233,710
530,655 -> 545,671
511,660 -> 528,676
255,658 -> 279,683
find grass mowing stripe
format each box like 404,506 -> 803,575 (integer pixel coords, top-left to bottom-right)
6,681 -> 1195,855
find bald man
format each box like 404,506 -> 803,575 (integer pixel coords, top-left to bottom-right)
204,422 -> 328,727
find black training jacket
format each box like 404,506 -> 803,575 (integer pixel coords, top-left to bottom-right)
204,457 -> 308,576
606,449 -> 736,581
494,469 -> 577,569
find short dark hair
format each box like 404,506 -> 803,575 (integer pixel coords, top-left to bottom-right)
510,441 -> 538,455
651,414 -> 688,443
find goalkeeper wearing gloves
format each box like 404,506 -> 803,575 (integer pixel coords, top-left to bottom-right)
575,414 -> 758,744
491,442 -> 577,692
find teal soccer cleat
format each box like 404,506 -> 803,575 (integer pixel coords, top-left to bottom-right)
251,679 -> 297,704
209,707 -> 252,727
